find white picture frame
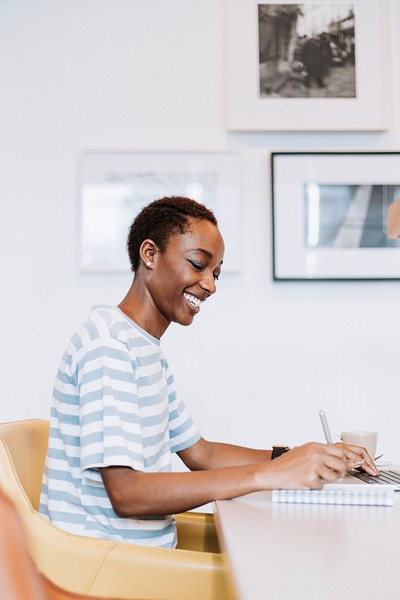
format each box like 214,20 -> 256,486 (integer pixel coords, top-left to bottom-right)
272,152 -> 400,280
225,0 -> 387,131
79,150 -> 242,273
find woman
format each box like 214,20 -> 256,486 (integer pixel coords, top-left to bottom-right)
40,197 -> 378,548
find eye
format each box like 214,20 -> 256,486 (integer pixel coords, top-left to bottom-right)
188,259 -> 204,271
188,259 -> 220,282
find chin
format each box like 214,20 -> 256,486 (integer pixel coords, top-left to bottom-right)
174,315 -> 195,327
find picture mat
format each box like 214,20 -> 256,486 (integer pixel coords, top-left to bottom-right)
225,0 -> 386,131
79,151 -> 242,273
272,153 -> 400,279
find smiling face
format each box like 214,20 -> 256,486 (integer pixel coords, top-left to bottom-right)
144,217 -> 225,334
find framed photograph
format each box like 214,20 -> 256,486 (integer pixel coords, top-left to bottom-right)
271,152 -> 400,280
225,0 -> 387,131
79,151 -> 242,273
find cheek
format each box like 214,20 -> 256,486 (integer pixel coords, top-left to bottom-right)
154,271 -> 183,301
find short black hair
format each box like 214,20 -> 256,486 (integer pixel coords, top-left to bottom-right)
127,196 -> 218,272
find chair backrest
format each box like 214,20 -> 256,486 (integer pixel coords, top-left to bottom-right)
0,419 -> 49,510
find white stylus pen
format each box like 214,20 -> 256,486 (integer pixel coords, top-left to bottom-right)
319,410 -> 333,444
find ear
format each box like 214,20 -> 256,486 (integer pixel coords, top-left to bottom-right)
139,239 -> 158,269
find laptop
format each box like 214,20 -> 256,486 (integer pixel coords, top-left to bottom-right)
340,468 -> 400,491
318,410 -> 400,491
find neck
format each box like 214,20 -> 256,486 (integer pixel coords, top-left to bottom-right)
118,279 -> 169,339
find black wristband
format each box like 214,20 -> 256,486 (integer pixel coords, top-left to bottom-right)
271,445 -> 290,460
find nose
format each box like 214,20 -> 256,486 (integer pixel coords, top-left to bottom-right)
199,270 -> 217,297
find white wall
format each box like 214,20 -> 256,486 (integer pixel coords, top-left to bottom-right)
1,0 -> 399,461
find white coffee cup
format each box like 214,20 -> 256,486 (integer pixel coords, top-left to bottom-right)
340,431 -> 378,459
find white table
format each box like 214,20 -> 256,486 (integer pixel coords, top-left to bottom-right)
214,490 -> 400,600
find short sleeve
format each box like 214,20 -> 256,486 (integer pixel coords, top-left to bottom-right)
76,337 -> 145,481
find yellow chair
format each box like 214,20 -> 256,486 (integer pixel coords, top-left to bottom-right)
0,419 -> 231,600
0,486 -> 134,600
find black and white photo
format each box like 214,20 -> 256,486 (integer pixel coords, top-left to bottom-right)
258,3 -> 356,98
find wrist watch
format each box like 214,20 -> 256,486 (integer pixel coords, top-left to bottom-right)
271,445 -> 290,460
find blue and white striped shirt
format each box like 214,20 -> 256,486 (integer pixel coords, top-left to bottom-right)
39,306 -> 200,548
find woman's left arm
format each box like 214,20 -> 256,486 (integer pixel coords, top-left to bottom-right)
178,438 -> 380,476
178,437 -> 272,470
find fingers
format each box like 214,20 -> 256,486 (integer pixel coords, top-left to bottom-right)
309,443 -> 347,480
274,442 -> 347,489
318,463 -> 345,483
336,442 -> 380,476
270,440 -> 379,492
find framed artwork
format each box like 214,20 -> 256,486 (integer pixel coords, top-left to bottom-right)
225,0 -> 386,131
79,151 -> 242,273
271,152 -> 400,280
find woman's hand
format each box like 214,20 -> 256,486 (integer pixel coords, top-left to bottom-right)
265,442 -> 348,490
334,442 -> 380,476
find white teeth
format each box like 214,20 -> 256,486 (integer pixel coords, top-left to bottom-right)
184,293 -> 203,308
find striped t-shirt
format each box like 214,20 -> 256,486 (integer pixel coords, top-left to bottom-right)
39,305 -> 200,548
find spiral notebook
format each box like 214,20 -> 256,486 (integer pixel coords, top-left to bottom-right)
271,484 -> 394,506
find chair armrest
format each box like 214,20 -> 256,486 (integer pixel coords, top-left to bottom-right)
24,511 -> 230,600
